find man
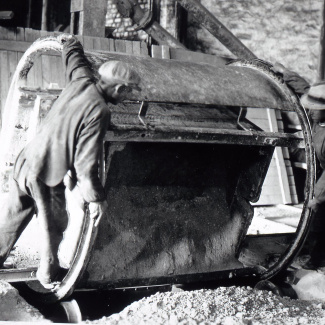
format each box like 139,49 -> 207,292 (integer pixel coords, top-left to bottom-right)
0,34 -> 141,289
271,65 -> 325,211
300,82 -> 325,211
272,62 -> 325,270
271,62 -> 310,96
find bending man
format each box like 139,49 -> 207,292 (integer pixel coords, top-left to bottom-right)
0,34 -> 141,288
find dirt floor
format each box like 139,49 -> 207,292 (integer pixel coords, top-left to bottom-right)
82,285 -> 325,325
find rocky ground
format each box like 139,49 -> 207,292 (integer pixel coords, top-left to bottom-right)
83,285 -> 325,325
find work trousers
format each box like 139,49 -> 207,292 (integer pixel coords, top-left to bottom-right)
301,122 -> 325,266
0,175 -> 68,267
313,123 -> 325,204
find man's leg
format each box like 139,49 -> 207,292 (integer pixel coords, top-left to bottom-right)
28,178 -> 59,286
305,167 -> 325,268
0,180 -> 35,266
27,178 -> 68,288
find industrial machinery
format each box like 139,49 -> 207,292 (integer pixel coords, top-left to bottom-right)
0,0 -> 316,311
0,35 -> 315,305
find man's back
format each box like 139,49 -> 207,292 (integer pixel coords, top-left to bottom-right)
14,38 -> 111,202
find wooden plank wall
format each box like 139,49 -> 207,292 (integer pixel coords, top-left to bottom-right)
0,27 -> 148,124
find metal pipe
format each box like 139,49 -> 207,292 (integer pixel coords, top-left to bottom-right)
176,0 -> 257,60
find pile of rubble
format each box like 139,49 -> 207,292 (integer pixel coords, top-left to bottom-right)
85,286 -> 325,325
1,274 -> 325,323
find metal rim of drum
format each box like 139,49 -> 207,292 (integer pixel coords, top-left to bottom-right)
226,60 -> 316,281
259,88 -> 315,280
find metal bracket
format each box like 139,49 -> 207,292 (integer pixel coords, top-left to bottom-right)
138,101 -> 149,126
237,107 -> 251,131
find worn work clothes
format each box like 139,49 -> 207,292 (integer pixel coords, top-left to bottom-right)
0,178 -> 67,266
312,122 -> 325,204
14,37 -> 111,203
0,38 -> 110,266
0,181 -> 35,263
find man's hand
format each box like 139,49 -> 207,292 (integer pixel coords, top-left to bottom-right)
308,198 -> 320,213
270,62 -> 287,75
57,33 -> 74,45
88,200 -> 108,227
271,61 -> 310,96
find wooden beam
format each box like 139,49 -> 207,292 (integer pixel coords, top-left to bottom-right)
41,0 -> 48,31
72,0 -> 107,37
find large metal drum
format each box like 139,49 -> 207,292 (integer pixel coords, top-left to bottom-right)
0,36 -> 315,302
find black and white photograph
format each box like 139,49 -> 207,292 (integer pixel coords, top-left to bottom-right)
0,0 -> 325,324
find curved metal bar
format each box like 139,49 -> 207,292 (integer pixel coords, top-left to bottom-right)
23,208 -> 97,303
49,210 -> 98,302
229,60 -> 316,280
259,99 -> 315,280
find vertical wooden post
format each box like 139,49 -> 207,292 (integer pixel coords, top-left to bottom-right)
319,0 -> 325,81
160,0 -> 185,41
41,0 -> 48,30
26,0 -> 32,28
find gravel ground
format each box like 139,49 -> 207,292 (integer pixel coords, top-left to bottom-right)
84,286 -> 325,325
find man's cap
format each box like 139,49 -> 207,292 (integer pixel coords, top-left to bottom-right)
301,81 -> 325,110
98,60 -> 141,91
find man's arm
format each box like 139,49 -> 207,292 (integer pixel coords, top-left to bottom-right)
74,105 -> 110,203
58,34 -> 93,83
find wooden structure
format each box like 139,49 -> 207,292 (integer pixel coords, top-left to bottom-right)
70,0 -> 107,37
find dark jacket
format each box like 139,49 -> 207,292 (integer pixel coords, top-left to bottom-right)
13,37 -> 111,202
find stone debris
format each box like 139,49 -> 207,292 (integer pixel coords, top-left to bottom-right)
84,286 -> 325,325
293,270 -> 325,301
0,280 -> 49,322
